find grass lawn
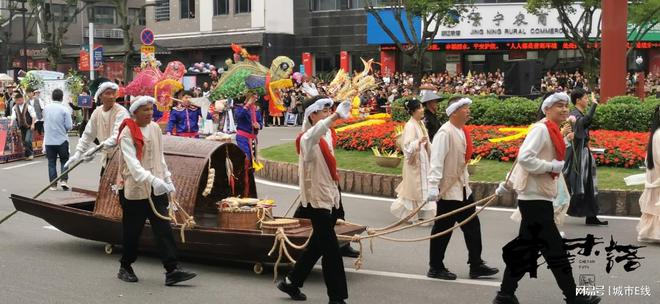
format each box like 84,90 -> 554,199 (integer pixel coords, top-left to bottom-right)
260,143 -> 645,191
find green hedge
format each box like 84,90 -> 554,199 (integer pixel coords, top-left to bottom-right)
392,95 -> 660,132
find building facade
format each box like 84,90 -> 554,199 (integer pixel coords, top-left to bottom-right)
1,0 -> 147,80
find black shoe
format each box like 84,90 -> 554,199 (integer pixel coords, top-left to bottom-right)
117,266 -> 138,283
340,244 -> 360,258
329,300 -> 347,304
276,277 -> 307,301
165,267 -> 197,286
470,262 -> 500,279
426,267 -> 457,280
492,292 -> 519,304
586,216 -> 608,226
566,295 -> 601,304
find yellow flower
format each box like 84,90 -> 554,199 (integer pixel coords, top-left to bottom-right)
335,119 -> 386,133
366,113 -> 391,120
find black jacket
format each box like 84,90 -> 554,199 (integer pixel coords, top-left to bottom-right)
424,108 -> 441,142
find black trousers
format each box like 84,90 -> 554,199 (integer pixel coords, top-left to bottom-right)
118,190 -> 178,272
288,205 -> 348,301
429,191 -> 483,269
19,127 -> 33,157
499,200 -> 576,299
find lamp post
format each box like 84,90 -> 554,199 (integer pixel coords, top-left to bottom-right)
635,56 -> 645,101
19,0 -> 27,72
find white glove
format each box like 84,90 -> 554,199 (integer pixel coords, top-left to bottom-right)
64,151 -> 81,168
152,177 -> 169,196
550,159 -> 565,174
164,174 -> 176,194
427,186 -> 439,202
82,148 -> 97,162
495,182 -> 510,197
101,138 -> 117,150
335,100 -> 352,119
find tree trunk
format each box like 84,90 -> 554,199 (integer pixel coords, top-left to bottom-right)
581,49 -> 600,92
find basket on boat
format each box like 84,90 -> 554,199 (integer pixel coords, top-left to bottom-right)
261,218 -> 301,234
217,200 -> 272,230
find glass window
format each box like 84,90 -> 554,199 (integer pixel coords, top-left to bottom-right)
155,0 -> 170,22
214,0 -> 229,15
129,8 -> 146,26
310,0 -> 340,11
48,4 -> 77,23
235,0 -> 251,14
349,0 -> 364,9
180,0 -> 195,19
88,6 -> 116,25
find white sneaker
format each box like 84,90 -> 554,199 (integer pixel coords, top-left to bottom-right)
26,155 -> 34,161
49,186 -> 57,191
60,181 -> 70,191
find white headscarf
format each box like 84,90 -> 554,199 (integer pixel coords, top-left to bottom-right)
541,92 -> 570,114
302,97 -> 334,131
94,81 -> 119,101
129,96 -> 156,115
445,97 -> 472,116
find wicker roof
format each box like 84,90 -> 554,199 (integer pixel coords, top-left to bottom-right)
93,136 -> 249,221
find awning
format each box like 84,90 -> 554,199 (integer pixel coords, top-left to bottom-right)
58,43 -> 171,58
155,32 -> 263,51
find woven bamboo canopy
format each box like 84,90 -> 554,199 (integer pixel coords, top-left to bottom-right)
93,136 -> 250,221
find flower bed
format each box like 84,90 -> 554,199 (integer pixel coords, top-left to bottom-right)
335,122 -> 649,168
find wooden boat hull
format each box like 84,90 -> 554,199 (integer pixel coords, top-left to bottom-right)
10,193 -> 367,265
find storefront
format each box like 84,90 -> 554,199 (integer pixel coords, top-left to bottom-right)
368,4 -> 660,94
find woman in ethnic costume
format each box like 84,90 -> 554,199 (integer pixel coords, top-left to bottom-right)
637,105 -> 660,243
391,99 -> 436,224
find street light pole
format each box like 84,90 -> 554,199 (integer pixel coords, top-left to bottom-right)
21,0 -> 27,71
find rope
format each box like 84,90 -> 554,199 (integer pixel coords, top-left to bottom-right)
283,193 -> 301,218
267,227 -> 313,281
147,193 -> 196,243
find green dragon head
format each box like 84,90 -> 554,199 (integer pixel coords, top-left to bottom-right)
269,56 -> 295,81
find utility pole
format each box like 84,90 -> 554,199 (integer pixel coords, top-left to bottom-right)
20,0 -> 27,71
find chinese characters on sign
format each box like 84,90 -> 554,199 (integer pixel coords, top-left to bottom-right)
502,234 -> 646,279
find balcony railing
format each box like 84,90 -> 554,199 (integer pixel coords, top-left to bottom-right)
83,27 -> 124,39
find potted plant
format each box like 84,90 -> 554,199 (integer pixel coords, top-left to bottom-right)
372,147 -> 402,168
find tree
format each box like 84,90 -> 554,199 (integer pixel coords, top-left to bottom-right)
364,0 -> 469,88
526,0 -> 601,91
27,0 -> 96,69
628,0 -> 660,58
104,0 -> 150,81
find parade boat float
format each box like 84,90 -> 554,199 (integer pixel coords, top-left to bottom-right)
10,136 -> 366,274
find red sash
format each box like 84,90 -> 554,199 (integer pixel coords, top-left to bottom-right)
117,118 -> 144,161
544,119 -> 566,178
463,127 -> 473,163
295,129 -> 339,182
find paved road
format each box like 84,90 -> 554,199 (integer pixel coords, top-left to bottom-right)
1,127 -> 658,304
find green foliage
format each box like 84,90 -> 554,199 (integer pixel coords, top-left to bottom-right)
20,71 -> 44,91
65,71 -> 84,100
209,69 -> 265,101
392,95 -> 660,132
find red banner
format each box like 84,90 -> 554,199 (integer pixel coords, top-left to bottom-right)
79,50 -> 90,71
380,50 -> 395,77
302,52 -> 313,76
340,51 -> 349,73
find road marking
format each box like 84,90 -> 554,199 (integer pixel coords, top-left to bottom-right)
314,265 -> 501,287
43,225 -> 60,231
255,178 -> 640,221
2,161 -> 42,170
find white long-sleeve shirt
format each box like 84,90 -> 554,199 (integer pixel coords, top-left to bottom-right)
10,103 -> 36,126
428,122 -> 472,201
300,116 -> 334,162
515,123 -> 556,201
119,125 -> 169,184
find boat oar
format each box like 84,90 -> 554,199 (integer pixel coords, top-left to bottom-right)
0,145 -> 104,225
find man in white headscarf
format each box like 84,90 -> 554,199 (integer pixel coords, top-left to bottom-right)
427,96 -> 498,281
115,95 -> 196,286
493,92 -> 600,304
277,95 -> 352,304
64,81 -> 129,176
